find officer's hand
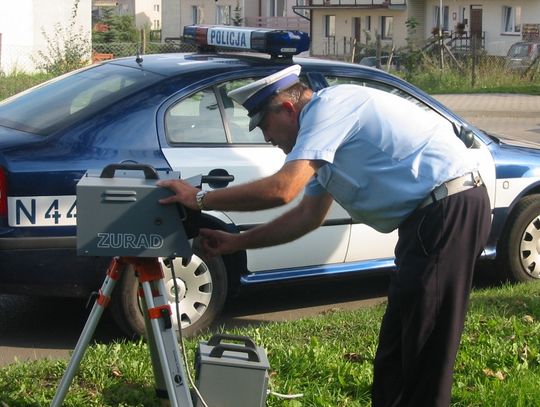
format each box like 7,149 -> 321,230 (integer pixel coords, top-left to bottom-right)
157,179 -> 199,210
199,228 -> 240,257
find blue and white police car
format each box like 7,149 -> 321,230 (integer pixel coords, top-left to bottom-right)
1,25 -> 540,337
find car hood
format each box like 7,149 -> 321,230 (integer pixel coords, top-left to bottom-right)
0,124 -> 44,149
490,133 -> 540,179
496,134 -> 540,150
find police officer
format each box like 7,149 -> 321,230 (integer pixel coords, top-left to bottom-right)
158,65 -> 491,406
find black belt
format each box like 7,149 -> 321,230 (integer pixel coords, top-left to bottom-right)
419,171 -> 483,209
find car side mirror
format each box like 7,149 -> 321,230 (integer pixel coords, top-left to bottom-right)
459,126 -> 475,148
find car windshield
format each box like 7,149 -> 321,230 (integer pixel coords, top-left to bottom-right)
0,63 -> 164,135
508,43 -> 531,58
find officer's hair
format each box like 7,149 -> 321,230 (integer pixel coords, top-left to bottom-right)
268,82 -> 312,111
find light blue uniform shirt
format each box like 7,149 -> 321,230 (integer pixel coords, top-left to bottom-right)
285,85 -> 474,233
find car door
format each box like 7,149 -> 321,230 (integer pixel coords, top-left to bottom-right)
322,73 -> 496,263
160,75 -> 351,272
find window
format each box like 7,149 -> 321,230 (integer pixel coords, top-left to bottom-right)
434,6 -> 450,31
296,0 -> 309,18
222,75 -> 310,143
192,6 -> 203,24
352,17 -> 361,42
269,0 -> 285,17
323,75 -> 441,119
503,6 -> 521,33
153,20 -> 160,30
221,80 -> 266,144
164,82 -> 267,145
366,16 -> 371,31
216,5 -> 231,25
164,75 -> 313,145
0,64 -> 161,135
165,89 -> 227,144
381,16 -> 393,40
324,15 -> 336,37
154,4 -> 159,12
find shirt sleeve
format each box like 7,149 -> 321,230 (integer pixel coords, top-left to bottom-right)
304,176 -> 326,196
285,89 -> 360,165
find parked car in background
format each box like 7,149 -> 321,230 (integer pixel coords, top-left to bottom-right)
358,55 -> 403,72
2,25 -> 540,338
505,40 -> 540,72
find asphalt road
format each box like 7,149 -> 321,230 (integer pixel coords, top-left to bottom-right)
433,93 -> 540,143
0,275 -> 390,367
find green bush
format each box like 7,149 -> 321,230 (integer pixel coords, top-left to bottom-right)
32,0 -> 91,76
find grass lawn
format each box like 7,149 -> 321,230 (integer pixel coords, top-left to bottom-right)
1,281 -> 540,406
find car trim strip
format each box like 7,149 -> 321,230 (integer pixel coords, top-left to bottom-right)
237,218 -> 353,231
0,236 -> 75,250
240,258 -> 396,285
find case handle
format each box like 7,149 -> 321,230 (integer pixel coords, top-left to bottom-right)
209,343 -> 260,362
100,163 -> 160,179
207,333 -> 257,350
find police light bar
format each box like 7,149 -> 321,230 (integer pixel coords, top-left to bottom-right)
183,25 -> 310,58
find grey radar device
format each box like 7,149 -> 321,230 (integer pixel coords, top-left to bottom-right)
76,163 -> 198,260
51,163 -> 270,407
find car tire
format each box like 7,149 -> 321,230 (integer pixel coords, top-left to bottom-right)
110,237 -> 228,338
498,194 -> 540,282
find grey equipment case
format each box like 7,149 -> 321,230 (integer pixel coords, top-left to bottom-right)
76,163 -> 199,260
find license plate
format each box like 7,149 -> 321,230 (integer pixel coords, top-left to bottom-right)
8,196 -> 77,227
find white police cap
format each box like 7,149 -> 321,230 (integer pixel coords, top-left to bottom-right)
228,64 -> 301,131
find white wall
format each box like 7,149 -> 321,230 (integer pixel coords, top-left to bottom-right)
311,9 -> 409,56
0,0 -> 91,73
161,0 -> 182,39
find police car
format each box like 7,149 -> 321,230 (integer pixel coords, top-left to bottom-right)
1,25 -> 540,337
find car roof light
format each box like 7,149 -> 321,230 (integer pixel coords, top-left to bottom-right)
183,25 -> 310,58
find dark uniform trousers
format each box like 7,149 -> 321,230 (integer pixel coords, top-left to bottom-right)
371,185 -> 491,407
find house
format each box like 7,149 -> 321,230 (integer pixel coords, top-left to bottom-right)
0,0 -> 92,73
294,0 -> 540,58
95,0 -> 162,32
161,0 -> 238,41
161,0 -> 309,41
242,0 -> 309,31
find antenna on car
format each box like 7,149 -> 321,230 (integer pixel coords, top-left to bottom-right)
135,44 -> 144,65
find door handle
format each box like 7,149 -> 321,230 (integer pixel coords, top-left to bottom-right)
202,169 -> 235,188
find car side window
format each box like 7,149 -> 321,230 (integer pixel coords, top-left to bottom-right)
219,75 -> 311,144
324,75 -> 480,148
165,89 -> 227,144
219,80 -> 266,144
324,75 -> 438,117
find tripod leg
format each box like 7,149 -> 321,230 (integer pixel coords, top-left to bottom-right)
137,260 -> 193,407
50,258 -> 124,407
140,285 -> 169,402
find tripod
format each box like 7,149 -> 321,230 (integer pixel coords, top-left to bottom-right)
50,256 -> 194,407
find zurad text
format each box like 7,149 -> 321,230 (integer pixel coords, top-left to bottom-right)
97,233 -> 164,249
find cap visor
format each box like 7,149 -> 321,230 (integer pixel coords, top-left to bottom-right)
248,110 -> 265,132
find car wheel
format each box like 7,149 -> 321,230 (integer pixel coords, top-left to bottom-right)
110,238 -> 228,338
498,194 -> 540,282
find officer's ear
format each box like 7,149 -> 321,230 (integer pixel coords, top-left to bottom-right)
280,100 -> 296,115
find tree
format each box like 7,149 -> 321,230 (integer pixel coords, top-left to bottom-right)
232,1 -> 243,27
92,7 -> 138,43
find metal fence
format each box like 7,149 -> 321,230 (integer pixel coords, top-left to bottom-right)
92,41 -> 197,59
313,34 -> 540,86
0,41 -> 197,74
3,37 -> 539,87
